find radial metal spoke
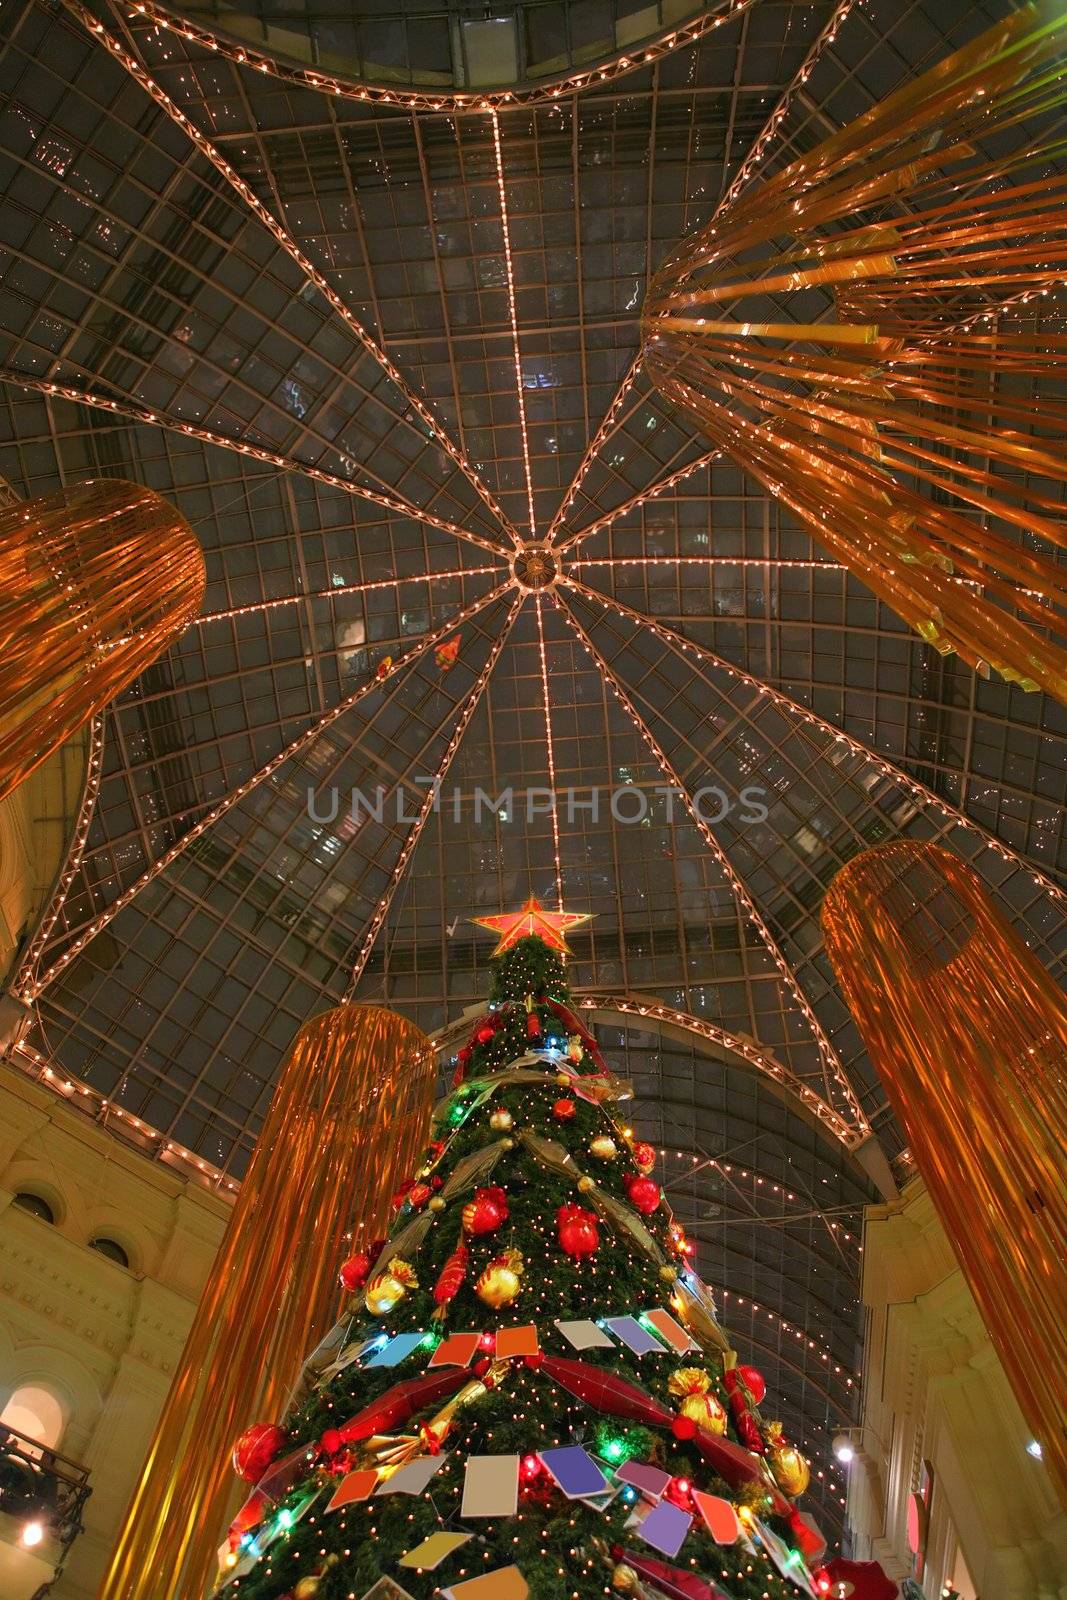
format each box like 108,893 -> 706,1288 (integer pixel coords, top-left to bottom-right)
60,0 -> 522,551
489,110 -> 536,544
193,566 -> 507,628
22,581 -> 514,999
554,585 -> 868,1133
562,574 -> 1065,904
559,448 -> 721,551
342,589 -> 524,999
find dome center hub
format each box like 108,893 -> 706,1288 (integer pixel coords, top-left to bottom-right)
512,545 -> 559,590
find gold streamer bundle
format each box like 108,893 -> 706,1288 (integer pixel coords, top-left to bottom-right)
97,1004 -> 436,1600
822,843 -> 1067,1508
643,7 -> 1067,701
0,478 -> 205,800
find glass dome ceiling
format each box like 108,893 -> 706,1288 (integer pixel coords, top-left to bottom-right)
0,0 -> 1063,1540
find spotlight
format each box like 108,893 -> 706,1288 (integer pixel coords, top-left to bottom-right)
1026,1439 -> 1043,1460
831,1432 -> 855,1463
21,1521 -> 45,1548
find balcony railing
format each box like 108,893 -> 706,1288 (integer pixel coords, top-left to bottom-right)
0,1424 -> 92,1599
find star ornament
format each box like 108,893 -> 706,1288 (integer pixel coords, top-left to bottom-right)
472,897 -> 594,958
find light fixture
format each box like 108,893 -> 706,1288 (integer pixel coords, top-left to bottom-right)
21,1520 -> 45,1548
832,1432 -> 856,1463
1027,1439 -> 1043,1460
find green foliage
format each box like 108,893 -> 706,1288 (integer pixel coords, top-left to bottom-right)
489,936 -> 570,1004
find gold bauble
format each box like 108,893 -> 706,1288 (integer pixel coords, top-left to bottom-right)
590,1135 -> 618,1161
428,1195 -> 446,1211
659,1263 -> 678,1282
766,1423 -> 810,1497
293,1579 -> 319,1599
577,1175 -> 595,1193
489,1106 -> 514,1132
476,1248 -> 524,1309
501,1137 -> 515,1150
556,1072 -> 571,1086
364,1256 -> 416,1316
611,1563 -> 639,1593
679,1392 -> 727,1434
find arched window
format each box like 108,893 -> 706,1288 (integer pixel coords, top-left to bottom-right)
12,1192 -> 54,1225
89,1237 -> 129,1269
0,1385 -> 65,1453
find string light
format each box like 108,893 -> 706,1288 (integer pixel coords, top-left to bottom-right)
533,594 -> 564,910
489,110 -> 537,544
193,567 -> 505,628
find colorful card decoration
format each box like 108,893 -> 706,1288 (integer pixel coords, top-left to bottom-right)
365,1332 -> 427,1369
495,1324 -> 539,1358
640,1307 -> 698,1354
754,1519 -> 817,1596
614,1460 -> 672,1500
601,1316 -> 667,1355
326,1470 -> 379,1512
429,1332 -> 482,1368
361,1578 -> 417,1600
461,1454 -> 520,1518
375,1454 -> 450,1496
555,1319 -> 614,1351
539,1445 -> 610,1499
399,1532 -> 474,1570
442,1566 -> 529,1600
632,1498 -> 692,1559
691,1490 -> 742,1543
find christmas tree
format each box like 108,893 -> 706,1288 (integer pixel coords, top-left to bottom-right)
217,904 -> 825,1600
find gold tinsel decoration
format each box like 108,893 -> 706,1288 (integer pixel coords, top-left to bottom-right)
667,1368 -> 727,1435
0,479 -> 205,801
764,1422 -> 810,1498
643,8 -> 1067,702
823,840 -> 1067,1508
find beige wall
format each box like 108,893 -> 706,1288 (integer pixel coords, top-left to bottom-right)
0,1060 -> 228,1598
847,1178 -> 1066,1599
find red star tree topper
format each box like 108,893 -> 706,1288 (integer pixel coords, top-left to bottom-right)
472,895 -> 593,957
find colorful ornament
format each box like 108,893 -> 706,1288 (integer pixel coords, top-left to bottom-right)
232,1422 -> 286,1483
589,1134 -> 619,1162
293,1579 -> 319,1599
373,656 -> 392,681
475,1022 -> 496,1045
526,1010 -> 543,1040
337,1252 -> 372,1293
462,1186 -> 509,1237
765,1421 -> 810,1496
428,1196 -> 446,1212
472,896 -> 594,958
722,1367 -> 765,1453
552,1097 -> 577,1122
435,634 -> 461,671
433,1244 -> 469,1308
611,1564 -> 639,1593
364,1257 -> 417,1316
667,1369 -> 727,1436
558,1203 -> 600,1259
736,1364 -> 766,1406
625,1174 -> 662,1215
476,1248 -> 524,1308
659,1264 -> 679,1282
489,1106 -> 514,1132
407,1181 -> 432,1209
632,1141 -> 656,1173
567,1034 -> 584,1063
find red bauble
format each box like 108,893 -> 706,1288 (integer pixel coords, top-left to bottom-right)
625,1174 -> 662,1215
475,1022 -> 496,1045
736,1364 -> 766,1406
526,1011 -> 543,1039
407,1182 -> 432,1209
338,1251 -> 372,1292
631,1140 -> 656,1172
232,1422 -> 286,1483
557,1203 -> 600,1259
552,1097 -> 577,1122
463,1185 -> 509,1236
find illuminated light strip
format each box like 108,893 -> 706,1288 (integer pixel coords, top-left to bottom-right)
1,371 -> 507,560
194,565 -> 505,626
13,714 -> 105,993
719,1288 -> 858,1383
548,0 -> 864,542
489,111 -> 537,544
717,0 -> 863,214
546,354 -> 642,542
554,589 -> 869,1132
562,575 -> 1065,906
11,1041 -> 242,1193
23,582 -> 514,1000
61,0 -> 520,550
559,447 -> 722,551
533,593 -> 564,909
342,590 -> 523,1000
120,0 -> 761,112
573,555 -> 844,571
575,992 -> 857,1145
